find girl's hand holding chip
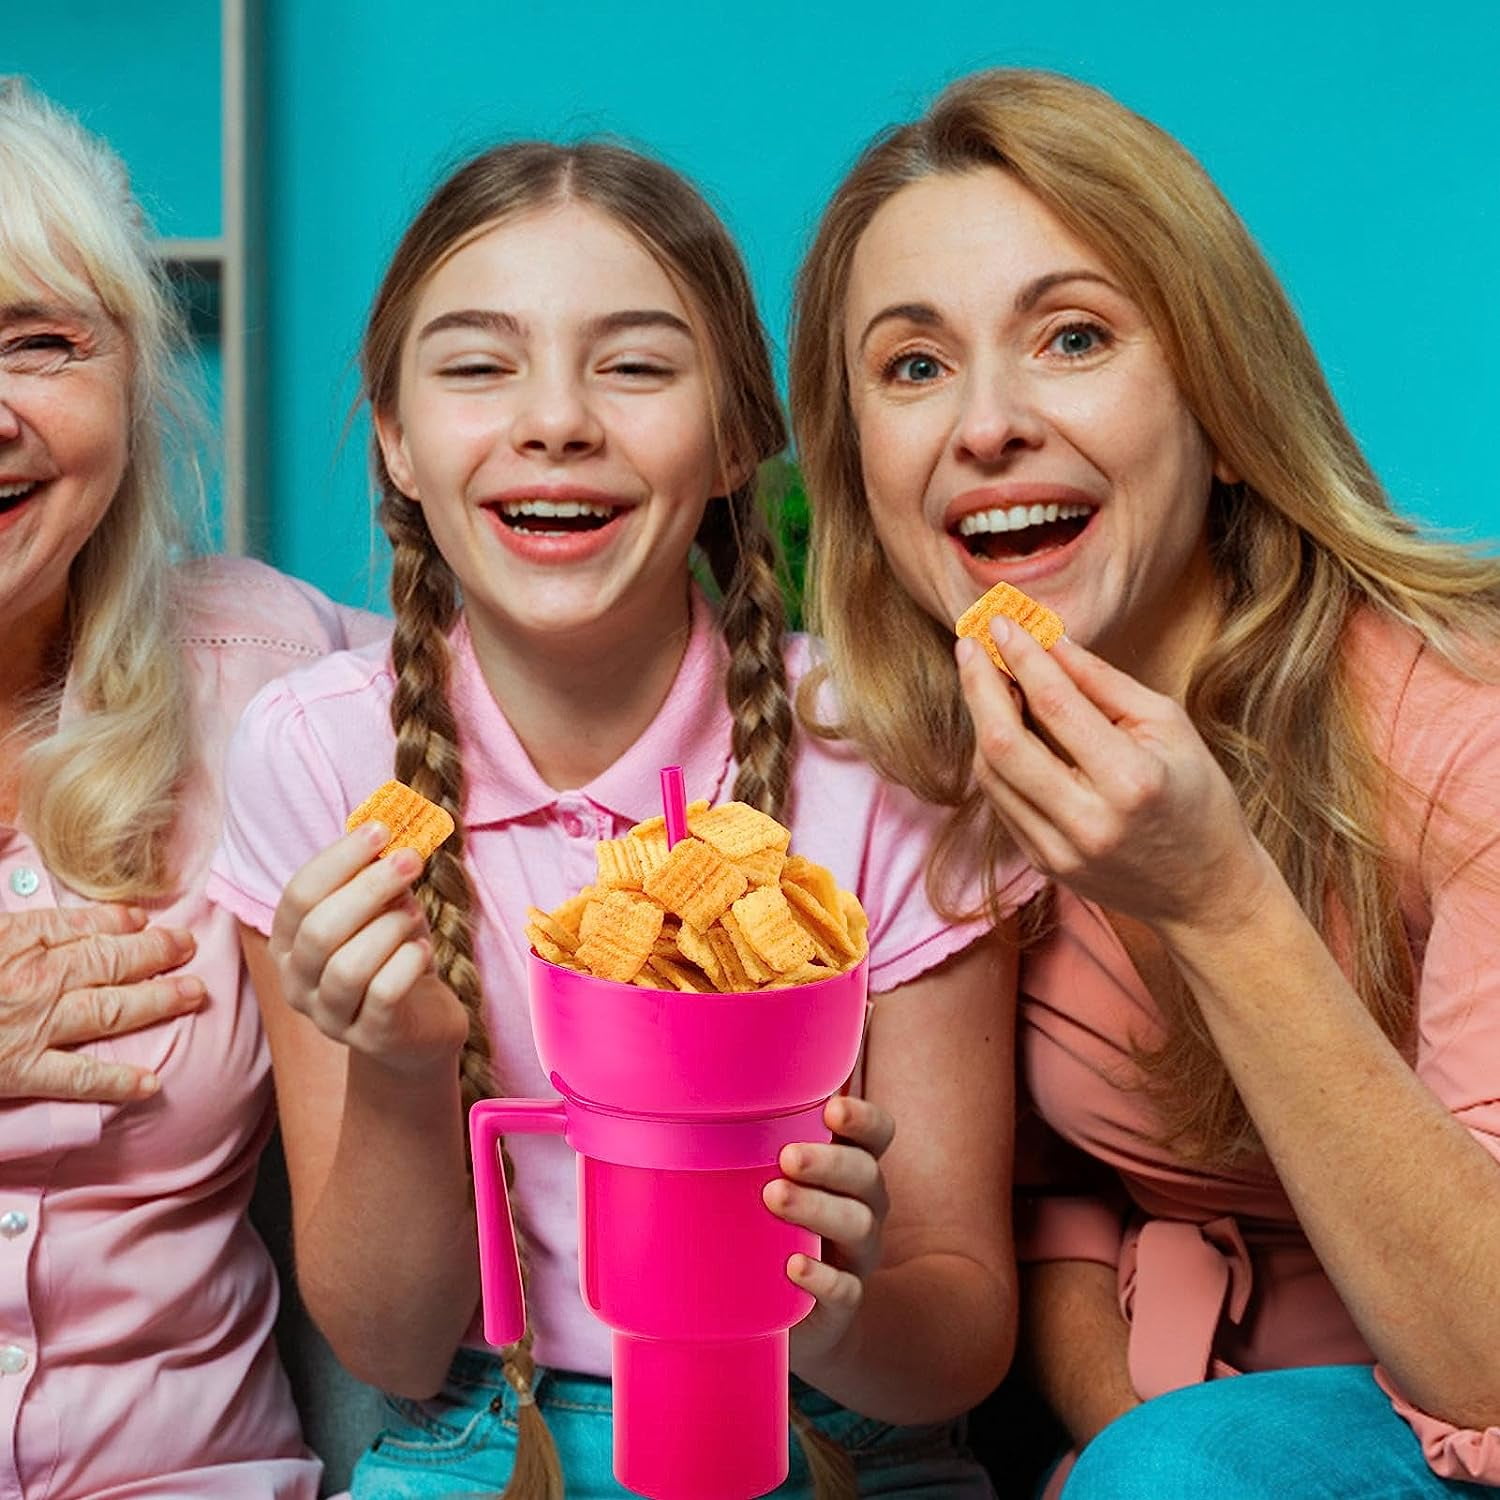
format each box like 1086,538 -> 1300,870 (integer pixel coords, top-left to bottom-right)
955,619 -> 1273,938
268,822 -> 468,1076
768,1092 -> 894,1367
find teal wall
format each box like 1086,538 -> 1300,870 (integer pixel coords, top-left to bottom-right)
7,4 -> 1499,611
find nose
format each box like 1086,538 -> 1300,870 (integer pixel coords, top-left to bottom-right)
952,366 -> 1046,467
510,364 -> 604,461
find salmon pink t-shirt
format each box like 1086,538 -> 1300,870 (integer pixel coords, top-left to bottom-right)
208,588 -> 1034,1379
1016,610 -> 1500,1483
0,558 -> 384,1500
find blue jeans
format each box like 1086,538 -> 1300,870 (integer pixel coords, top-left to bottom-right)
1060,1364 -> 1496,1498
350,1348 -> 995,1498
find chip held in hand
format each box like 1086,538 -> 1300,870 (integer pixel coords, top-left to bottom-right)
345,779 -> 455,863
955,581 -> 1065,678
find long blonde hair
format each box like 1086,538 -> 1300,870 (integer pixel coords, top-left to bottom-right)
790,68 -> 1500,1164
362,141 -> 851,1496
1,78 -> 195,900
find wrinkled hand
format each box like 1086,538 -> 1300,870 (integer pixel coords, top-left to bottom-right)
269,821 -> 468,1076
0,905 -> 201,1102
956,619 -> 1271,933
769,1093 -> 894,1366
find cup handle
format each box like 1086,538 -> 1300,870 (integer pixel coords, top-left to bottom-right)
468,1099 -> 568,1346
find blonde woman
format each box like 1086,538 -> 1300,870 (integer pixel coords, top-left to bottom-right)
790,67 -> 1500,1497
0,80 -> 381,1496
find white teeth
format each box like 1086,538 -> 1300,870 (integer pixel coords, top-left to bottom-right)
499,497 -> 616,519
956,501 -> 1091,537
0,480 -> 40,501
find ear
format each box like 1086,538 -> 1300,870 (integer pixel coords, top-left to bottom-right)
373,406 -> 421,501
718,449 -> 758,498
1212,452 -> 1241,486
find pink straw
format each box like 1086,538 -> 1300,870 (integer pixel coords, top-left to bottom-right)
660,765 -> 688,848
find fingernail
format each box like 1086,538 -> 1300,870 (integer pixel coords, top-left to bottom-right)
955,637 -> 978,665
389,848 -> 421,878
989,616 -> 1013,645
125,906 -> 149,924
136,1073 -> 161,1098
177,976 -> 206,1001
364,821 -> 389,849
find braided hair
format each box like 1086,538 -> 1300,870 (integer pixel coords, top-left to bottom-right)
362,139 -> 845,1497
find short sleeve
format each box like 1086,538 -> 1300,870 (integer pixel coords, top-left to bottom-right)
1374,1366 -> 1500,1483
205,679 -> 352,935
1367,640 -> 1500,1477
857,771 -> 1044,995
1403,692 -> 1500,1170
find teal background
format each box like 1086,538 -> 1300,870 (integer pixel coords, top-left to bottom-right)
7,2 -> 1499,611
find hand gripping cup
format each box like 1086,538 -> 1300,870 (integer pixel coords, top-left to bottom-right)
469,954 -> 868,1498
470,772 -> 869,1498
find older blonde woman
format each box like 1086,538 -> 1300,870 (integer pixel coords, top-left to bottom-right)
0,79 -> 382,1496
790,68 -> 1500,1497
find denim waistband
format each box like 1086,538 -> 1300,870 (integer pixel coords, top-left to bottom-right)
446,1347 -> 862,1421
448,1346 -> 613,1410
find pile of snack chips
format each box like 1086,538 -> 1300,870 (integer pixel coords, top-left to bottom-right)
526,800 -> 868,992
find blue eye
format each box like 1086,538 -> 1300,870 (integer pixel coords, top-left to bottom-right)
1049,323 -> 1109,358
884,352 -> 944,383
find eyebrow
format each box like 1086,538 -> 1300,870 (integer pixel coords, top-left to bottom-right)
0,299 -> 97,327
416,307 -> 693,343
1012,270 -> 1121,313
856,270 -> 1124,351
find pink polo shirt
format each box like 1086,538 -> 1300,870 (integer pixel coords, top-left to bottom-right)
1016,609 -> 1500,1482
0,557 -> 383,1500
208,587 -> 1029,1378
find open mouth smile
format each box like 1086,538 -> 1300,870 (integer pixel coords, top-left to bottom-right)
493,497 -> 624,536
0,480 -> 42,516
951,500 -> 1092,561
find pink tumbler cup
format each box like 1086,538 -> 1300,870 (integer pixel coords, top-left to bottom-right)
469,950 -> 868,1499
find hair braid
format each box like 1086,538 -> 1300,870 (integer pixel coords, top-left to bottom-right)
699,484 -> 795,822
382,494 -> 564,1499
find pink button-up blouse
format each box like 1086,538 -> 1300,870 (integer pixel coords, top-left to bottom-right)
0,558 -> 383,1500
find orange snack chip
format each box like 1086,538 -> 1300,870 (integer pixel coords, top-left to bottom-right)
596,838 -> 646,891
954,581 -> 1064,678
346,780 -> 455,862
641,836 -> 749,932
574,890 -> 663,984
730,886 -> 817,975
687,801 -> 792,860
529,797 -> 869,993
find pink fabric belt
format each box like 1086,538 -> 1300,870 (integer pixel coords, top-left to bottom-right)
1117,1215 -> 1250,1399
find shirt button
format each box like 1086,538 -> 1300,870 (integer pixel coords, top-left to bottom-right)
9,866 -> 40,897
561,814 -> 586,838
0,1211 -> 27,1239
0,1345 -> 28,1375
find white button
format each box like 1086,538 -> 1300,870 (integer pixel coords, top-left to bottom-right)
0,1211 -> 27,1239
0,1345 -> 27,1375
8,866 -> 39,897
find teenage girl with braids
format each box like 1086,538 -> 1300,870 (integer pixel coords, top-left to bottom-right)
208,140 -> 1035,1499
